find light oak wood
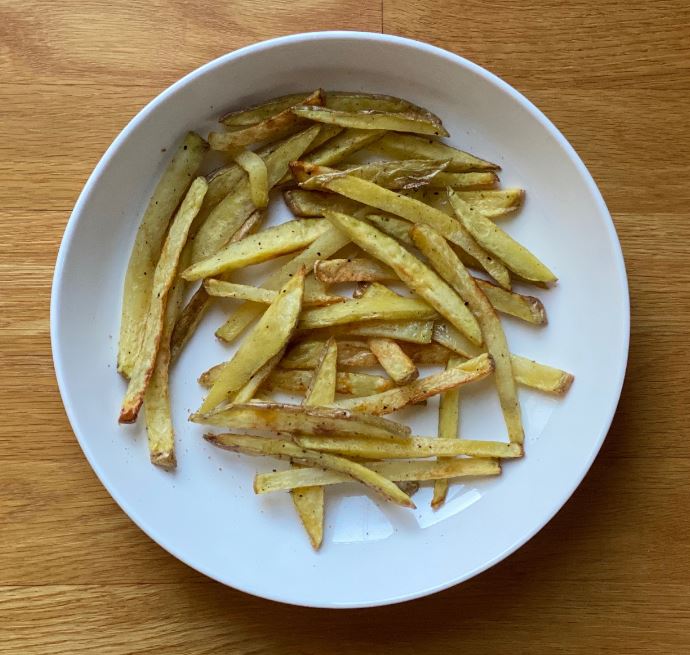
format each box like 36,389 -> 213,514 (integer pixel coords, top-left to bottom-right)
1,0 -> 689,652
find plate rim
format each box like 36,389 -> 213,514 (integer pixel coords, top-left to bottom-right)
50,30 -> 630,608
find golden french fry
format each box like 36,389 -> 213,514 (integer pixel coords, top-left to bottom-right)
291,104 -> 448,137
406,187 -> 524,219
449,190 -> 557,284
117,132 -> 207,376
215,226 -> 351,343
183,219 -> 329,282
475,279 -> 546,325
401,342 -> 454,365
322,210 -> 482,343
194,402 -> 411,440
336,159 -> 451,190
233,149 -> 268,208
283,189 -> 366,218
255,457 -> 501,493
364,214 -> 416,247
205,434 -> 414,508
334,353 -> 494,415
199,269 -> 305,413
303,124 -> 344,152
367,337 -> 419,385
293,164 -> 510,288
368,133 -> 499,171
220,92 -> 313,126
209,89 -> 324,150
296,435 -> 522,459
232,349 -> 287,404
303,318 -> 434,344
314,257 -> 396,284
303,338 -> 338,406
428,171 -> 498,189
204,279 -> 343,307
412,224 -> 524,443
280,340 -> 376,370
119,177 -> 208,423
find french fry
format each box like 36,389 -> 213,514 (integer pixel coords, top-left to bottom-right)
220,92 -> 313,126
233,149 -> 268,208
475,279 -> 546,325
119,177 -> 208,423
365,214 -> 416,248
412,224 -> 524,443
117,132 -> 207,376
291,105 -> 449,137
407,187 -> 524,219
298,296 -> 437,330
194,403 -> 411,440
314,257 -> 396,284
215,226 -> 351,343
183,219 -> 329,281
368,133 -> 499,171
401,342 -> 454,365
263,369 -> 394,396
428,171 -> 498,189
198,269 -> 305,413
284,189 -> 366,218
280,340 -> 376,370
322,210 -> 482,343
205,434 -> 414,507
335,159 -> 451,190
334,353 -> 494,415
303,124 -> 344,152
432,356 -> 463,508
193,125 -> 320,263
209,89 -> 324,150
203,279 -> 343,307
294,164 -> 510,288
233,349 -> 287,404
449,190 -> 557,284
304,318 -> 434,344
296,435 -> 522,459
303,339 -> 338,405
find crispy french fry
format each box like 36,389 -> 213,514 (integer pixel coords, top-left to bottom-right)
193,125 -> 320,264
119,177 -> 208,423
298,296 -> 437,330
233,149 -> 268,208
407,187 -> 524,219
205,434 -> 413,507
194,403 -> 411,440
232,349 -> 287,404
183,219 -> 329,281
367,337 -> 419,385
303,339 -> 338,406
291,105 -> 448,137
412,224 -> 524,443
304,318 -> 434,344
299,128 -> 387,168
475,279 -> 546,325
335,159 -> 451,190
294,164 -> 510,288
428,171 -> 498,189
322,210 -> 482,343
401,342 -> 454,365
314,257 -> 396,284
334,353 -> 494,415
255,457 -> 501,493
215,226 -> 351,343
368,133 -> 498,171
365,214 -> 416,247
449,190 -> 557,284
199,269 -> 305,413
209,89 -> 324,150
284,189 -> 366,218
296,435 -> 522,459
281,340 -> 376,370
204,279 -> 343,307
117,132 -> 207,376
220,93 -> 313,126
432,355 -> 463,507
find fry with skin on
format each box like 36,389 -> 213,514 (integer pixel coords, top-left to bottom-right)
232,349 -> 287,404
303,317 -> 434,344
119,177 -> 208,423
233,149 -> 268,208
203,279 -> 344,307
427,171 -> 499,189
198,268 -> 306,413
335,159 -> 451,190
314,257 -> 396,284
406,187 -> 524,219
205,434 -> 414,508
255,457 -> 501,493
284,189 -> 366,218
280,340 -> 376,370
117,132 -> 207,376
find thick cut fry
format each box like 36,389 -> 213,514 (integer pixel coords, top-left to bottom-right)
194,403 -> 411,440
296,436 -> 522,459
193,125 -> 320,263
432,356 -> 463,507
367,337 -> 419,385
209,89 -> 324,150
119,177 -> 208,423
428,171 -> 498,189
199,269 -> 305,413
183,219 -> 329,281
233,149 -> 268,208
281,340 -> 375,370
322,210 -> 482,343
255,457 -> 501,493
295,164 -> 510,288
291,105 -> 448,137
298,296 -> 437,330
336,159 -> 450,190
117,132 -> 207,376
368,133 -> 498,171
334,353 -> 494,415
407,188 -> 524,219
215,227 -> 350,343
314,257 -> 396,284
412,224 -> 524,443
284,189 -> 366,218
205,434 -> 413,508
449,191 -> 557,284
203,279 -> 343,307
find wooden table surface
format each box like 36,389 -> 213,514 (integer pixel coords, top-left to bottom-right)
2,1 -> 689,652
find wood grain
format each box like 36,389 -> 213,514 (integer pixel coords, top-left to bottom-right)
2,0 -> 690,652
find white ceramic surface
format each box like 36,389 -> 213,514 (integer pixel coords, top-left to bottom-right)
51,32 -> 629,608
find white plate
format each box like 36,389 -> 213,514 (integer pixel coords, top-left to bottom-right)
51,32 -> 629,608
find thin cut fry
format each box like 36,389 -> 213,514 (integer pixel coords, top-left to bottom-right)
334,353 -> 494,415
428,171 -> 498,189
204,279 -> 343,307
284,189 -> 366,218
119,177 -> 208,423
407,187 -> 524,219
314,257 -> 396,284
233,149 -> 268,208
280,340 -> 375,370
476,279 -> 546,325
336,159 -> 451,190
117,132 -> 207,376
198,269 -> 305,413
205,434 -> 414,508
303,339 -> 338,406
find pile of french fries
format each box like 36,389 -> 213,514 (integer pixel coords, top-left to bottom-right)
116,90 -> 574,549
